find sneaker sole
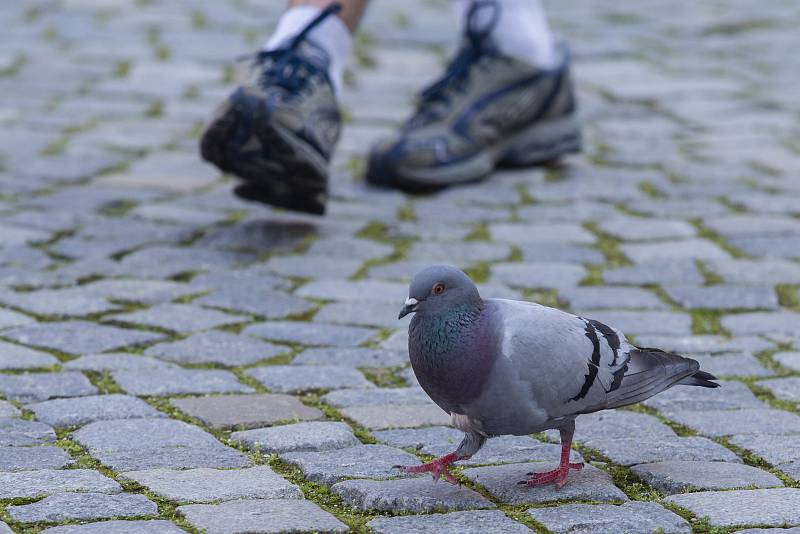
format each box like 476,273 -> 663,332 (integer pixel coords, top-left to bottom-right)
366,114 -> 582,192
200,87 -> 328,215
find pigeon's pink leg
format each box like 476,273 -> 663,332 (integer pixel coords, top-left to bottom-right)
520,425 -> 584,489
394,452 -> 465,485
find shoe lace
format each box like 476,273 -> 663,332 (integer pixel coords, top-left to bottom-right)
248,2 -> 342,94
410,0 -> 500,127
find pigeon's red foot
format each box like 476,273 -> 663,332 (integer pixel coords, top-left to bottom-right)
519,462 -> 583,489
394,452 -> 461,485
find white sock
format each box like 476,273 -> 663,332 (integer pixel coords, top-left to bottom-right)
454,0 -> 559,69
264,5 -> 352,94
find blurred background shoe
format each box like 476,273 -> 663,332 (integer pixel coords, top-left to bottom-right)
200,4 -> 343,215
365,0 -> 581,193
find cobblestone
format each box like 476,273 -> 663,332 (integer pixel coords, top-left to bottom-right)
120,466 -> 301,503
72,419 -> 249,471
281,444 -> 421,485
144,331 -> 287,366
666,488 -> 800,528
1,0 -> 798,530
463,462 -> 627,504
631,461 -> 783,493
380,512 -> 530,533
247,364 -> 373,393
528,502 -> 690,534
0,372 -> 97,403
7,492 -> 157,523
178,499 -> 349,534
332,477 -> 494,512
113,368 -> 252,396
27,394 -> 163,427
231,422 -> 359,453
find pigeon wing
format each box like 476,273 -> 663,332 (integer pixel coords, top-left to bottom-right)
489,299 -> 700,420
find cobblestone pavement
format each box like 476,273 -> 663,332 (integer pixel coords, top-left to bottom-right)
1,0 -> 800,533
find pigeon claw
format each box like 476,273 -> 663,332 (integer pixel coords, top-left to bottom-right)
520,462 -> 583,489
394,455 -> 460,485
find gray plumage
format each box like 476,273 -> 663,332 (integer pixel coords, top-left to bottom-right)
401,265 -> 718,461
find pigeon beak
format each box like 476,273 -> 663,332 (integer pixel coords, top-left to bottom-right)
398,297 -> 419,319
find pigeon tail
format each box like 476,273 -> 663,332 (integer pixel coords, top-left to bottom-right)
677,369 -> 720,388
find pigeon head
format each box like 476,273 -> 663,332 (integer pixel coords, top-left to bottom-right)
399,265 -> 482,319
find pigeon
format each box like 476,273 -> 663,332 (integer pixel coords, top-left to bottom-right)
395,265 -> 718,488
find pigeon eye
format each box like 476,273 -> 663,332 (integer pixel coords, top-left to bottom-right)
433,283 -> 445,295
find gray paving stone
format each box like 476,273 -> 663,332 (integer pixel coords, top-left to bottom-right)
72,418 -> 249,470
774,351 -> 800,371
559,286 -> 667,310
664,408 -> 800,437
518,243 -> 604,264
121,466 -> 301,503
0,522 -> 10,534
729,236 -> 800,258
110,303 -> 245,333
82,279 -> 198,304
2,321 -> 164,354
722,312 -> 800,336
292,347 -> 407,367
27,394 -> 163,427
755,377 -> 800,403
582,436 -> 741,466
528,501 -> 690,534
707,259 -> 800,285
171,393 -> 322,429
321,386 -> 430,408
548,410 -> 676,443
7,492 -> 157,523
281,444 -> 421,485
64,353 -> 178,371
644,380 -> 765,411
0,288 -> 120,317
664,285 -> 778,310
0,469 -> 121,499
113,368 -> 251,396
734,529 -> 800,534
490,223 -> 595,244
296,279 -> 407,303
621,239 -> 730,263
491,262 -> 586,290
0,340 -> 59,369
632,461 -> 783,493
332,477 -> 494,512
578,310 -> 691,335
599,217 -> 696,241
263,255 -> 363,279
0,446 -> 73,471
196,286 -> 315,319
342,404 -> 451,430
0,399 -> 20,418
367,510 -> 530,534
315,301 -> 411,329
0,418 -> 56,446
247,365 -> 373,393
691,353 -> 774,377
603,259 -> 704,285
728,434 -> 800,480
666,488 -> 800,527
407,241 -> 513,262
244,321 -> 377,347
231,421 -> 359,453
0,307 -> 36,330
144,331 -> 287,366
39,520 -> 186,534
178,499 -> 349,534
463,461 -> 627,504
0,372 -> 97,403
